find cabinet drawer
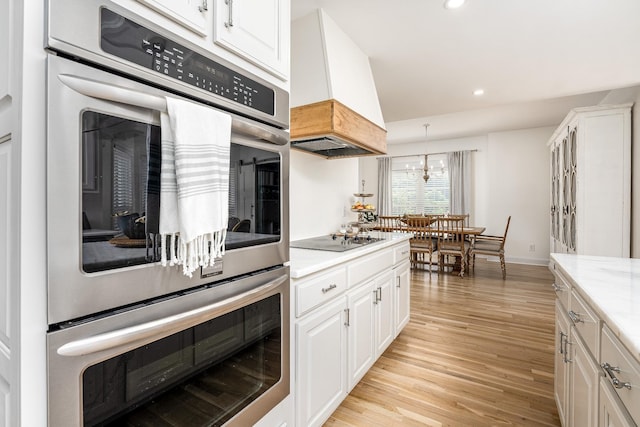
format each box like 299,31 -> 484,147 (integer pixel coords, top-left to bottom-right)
601,325 -> 640,425
569,290 -> 600,357
393,243 -> 410,265
347,249 -> 393,288
552,268 -> 571,310
296,268 -> 347,318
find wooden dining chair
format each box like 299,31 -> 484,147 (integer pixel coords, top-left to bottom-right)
469,215 -> 511,279
449,213 -> 470,226
436,216 -> 469,277
406,216 -> 438,275
378,215 -> 401,232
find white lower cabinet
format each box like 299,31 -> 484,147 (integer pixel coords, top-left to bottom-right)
296,296 -> 348,427
569,332 -> 599,427
555,301 -> 571,426
347,278 -> 375,391
394,260 -> 410,336
600,377 -> 636,427
347,270 -> 395,391
551,258 -> 639,427
293,239 -> 411,427
373,270 -> 395,358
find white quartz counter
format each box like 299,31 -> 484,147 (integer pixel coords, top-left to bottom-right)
288,232 -> 411,279
551,253 -> 640,361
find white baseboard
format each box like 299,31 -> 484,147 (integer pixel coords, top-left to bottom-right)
477,254 -> 549,266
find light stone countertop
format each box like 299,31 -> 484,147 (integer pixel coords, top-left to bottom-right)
288,232 -> 411,279
550,253 -> 640,361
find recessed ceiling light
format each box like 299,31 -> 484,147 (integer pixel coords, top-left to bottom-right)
473,89 -> 485,96
444,0 -> 466,9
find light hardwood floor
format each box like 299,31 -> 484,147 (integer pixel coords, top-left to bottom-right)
324,259 -> 561,427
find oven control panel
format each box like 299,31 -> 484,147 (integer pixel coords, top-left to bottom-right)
100,8 -> 275,116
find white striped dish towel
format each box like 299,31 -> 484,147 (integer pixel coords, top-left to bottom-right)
160,97 -> 232,277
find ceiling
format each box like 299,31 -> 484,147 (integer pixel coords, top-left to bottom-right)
291,0 -> 640,143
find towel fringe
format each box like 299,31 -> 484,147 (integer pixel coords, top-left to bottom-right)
160,230 -> 226,277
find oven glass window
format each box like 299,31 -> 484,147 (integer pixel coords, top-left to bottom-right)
81,111 -> 282,273
82,294 -> 282,426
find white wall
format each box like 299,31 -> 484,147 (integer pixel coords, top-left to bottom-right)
359,127 -> 554,265
289,150 -> 361,240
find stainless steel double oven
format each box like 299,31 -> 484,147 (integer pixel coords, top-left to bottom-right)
45,1 -> 289,425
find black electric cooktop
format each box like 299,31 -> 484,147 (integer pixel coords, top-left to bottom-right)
290,235 -> 385,252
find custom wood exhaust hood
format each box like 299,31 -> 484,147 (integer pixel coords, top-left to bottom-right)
290,99 -> 387,158
290,9 -> 387,159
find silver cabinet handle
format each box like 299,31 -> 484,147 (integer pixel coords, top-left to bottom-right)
373,289 -> 379,304
559,331 -> 566,355
344,308 -> 350,327
322,284 -> 337,294
198,0 -> 208,12
568,310 -> 583,324
225,0 -> 234,27
396,276 -> 401,288
552,283 -> 562,292
563,335 -> 572,363
377,287 -> 382,302
601,363 -> 632,390
57,274 -> 287,356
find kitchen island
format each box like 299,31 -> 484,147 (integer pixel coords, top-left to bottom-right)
288,231 -> 412,427
550,253 -> 640,426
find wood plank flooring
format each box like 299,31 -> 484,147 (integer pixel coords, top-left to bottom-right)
324,259 -> 561,427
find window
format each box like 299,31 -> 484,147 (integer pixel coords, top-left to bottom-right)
391,155 -> 449,215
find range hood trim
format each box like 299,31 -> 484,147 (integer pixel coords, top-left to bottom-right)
290,99 -> 387,159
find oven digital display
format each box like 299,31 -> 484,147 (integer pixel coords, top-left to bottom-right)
99,8 -> 274,116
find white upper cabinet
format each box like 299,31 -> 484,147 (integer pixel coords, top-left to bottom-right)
213,0 -> 290,80
548,103 -> 632,257
137,0 -> 208,36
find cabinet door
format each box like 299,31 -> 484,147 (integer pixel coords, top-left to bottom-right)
394,260 -> 410,337
555,301 -> 570,427
569,332 -> 599,427
213,0 -> 289,79
137,0 -> 208,36
375,270 -> 395,357
600,377 -> 636,427
296,297 -> 348,427
347,280 -> 375,391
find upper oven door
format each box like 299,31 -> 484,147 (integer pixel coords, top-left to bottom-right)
47,54 -> 289,325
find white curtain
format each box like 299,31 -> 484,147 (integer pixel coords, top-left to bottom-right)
448,151 -> 472,215
377,157 -> 392,215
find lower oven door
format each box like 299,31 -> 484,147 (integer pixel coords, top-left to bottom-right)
47,266 -> 290,427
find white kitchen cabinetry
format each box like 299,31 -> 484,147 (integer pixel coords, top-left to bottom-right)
296,295 -> 348,427
373,270 -> 395,357
136,0 -> 208,36
292,236 -> 411,427
548,103 -> 632,257
213,0 -> 289,80
550,255 -> 640,427
554,290 -> 600,427
346,278 -> 376,391
600,325 -> 639,425
569,331 -> 599,427
600,377 -> 636,427
555,300 -> 571,426
393,248 -> 410,336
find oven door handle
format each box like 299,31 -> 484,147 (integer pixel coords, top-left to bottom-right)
56,273 -> 287,357
57,73 -> 289,146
